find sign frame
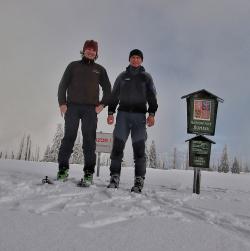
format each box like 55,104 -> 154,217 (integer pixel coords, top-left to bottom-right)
186,135 -> 215,169
182,89 -> 223,136
96,132 -> 113,153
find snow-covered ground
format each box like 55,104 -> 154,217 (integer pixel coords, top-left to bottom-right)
0,159 -> 250,251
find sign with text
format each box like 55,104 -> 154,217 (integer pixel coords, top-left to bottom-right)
182,89 -> 223,136
96,132 -> 113,153
187,97 -> 218,135
189,140 -> 211,168
186,135 -> 215,169
182,90 -> 223,194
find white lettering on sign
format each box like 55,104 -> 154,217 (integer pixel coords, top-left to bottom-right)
193,125 -> 210,131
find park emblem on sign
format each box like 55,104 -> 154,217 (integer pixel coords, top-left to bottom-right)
182,89 -> 223,136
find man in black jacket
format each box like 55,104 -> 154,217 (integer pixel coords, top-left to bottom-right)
57,40 -> 111,186
107,49 -> 158,193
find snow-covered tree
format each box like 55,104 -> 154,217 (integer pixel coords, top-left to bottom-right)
42,145 -> 51,162
158,158 -> 164,169
16,134 -> 32,161
24,134 -> 32,161
100,154 -> 110,167
47,124 -> 64,162
172,147 -> 177,169
211,161 -> 217,172
34,146 -> 40,162
70,135 -> 83,164
219,145 -> 229,173
17,135 -> 25,160
43,124 -> 85,164
148,140 -> 158,169
245,163 -> 250,173
231,157 -> 240,174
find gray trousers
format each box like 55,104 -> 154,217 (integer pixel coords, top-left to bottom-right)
110,111 -> 147,177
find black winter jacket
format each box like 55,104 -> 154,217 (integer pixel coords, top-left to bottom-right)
58,58 -> 111,106
108,65 -> 158,115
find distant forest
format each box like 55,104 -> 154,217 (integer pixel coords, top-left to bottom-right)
1,124 -> 249,174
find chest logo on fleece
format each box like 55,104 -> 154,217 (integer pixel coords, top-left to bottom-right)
92,69 -> 100,74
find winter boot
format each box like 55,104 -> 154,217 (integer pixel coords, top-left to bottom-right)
131,176 -> 144,193
107,174 -> 120,188
57,168 -> 69,181
77,172 -> 93,187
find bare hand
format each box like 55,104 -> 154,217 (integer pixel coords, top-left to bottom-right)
147,115 -> 155,127
95,104 -> 104,114
60,105 -> 67,117
107,115 -> 114,125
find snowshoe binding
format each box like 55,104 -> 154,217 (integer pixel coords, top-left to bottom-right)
57,168 -> 69,181
42,176 -> 54,184
77,172 -> 93,187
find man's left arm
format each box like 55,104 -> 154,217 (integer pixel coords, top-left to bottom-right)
99,67 -> 112,107
145,73 -> 158,127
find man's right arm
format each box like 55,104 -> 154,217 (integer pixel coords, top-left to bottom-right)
145,73 -> 158,115
107,73 -> 123,125
58,63 -> 72,106
108,73 -> 123,115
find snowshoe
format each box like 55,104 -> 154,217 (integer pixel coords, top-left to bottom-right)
42,176 -> 54,184
57,168 -> 69,181
77,173 -> 93,187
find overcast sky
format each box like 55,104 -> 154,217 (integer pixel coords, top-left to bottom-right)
0,0 -> 249,163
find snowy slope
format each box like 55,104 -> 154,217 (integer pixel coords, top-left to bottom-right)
0,159 -> 250,251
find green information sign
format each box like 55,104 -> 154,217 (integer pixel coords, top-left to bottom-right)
182,90 -> 223,193
189,140 -> 211,168
186,135 -> 215,169
187,97 -> 218,135
182,89 -> 223,136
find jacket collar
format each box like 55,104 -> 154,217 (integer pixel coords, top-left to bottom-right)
82,57 -> 95,65
126,65 -> 145,75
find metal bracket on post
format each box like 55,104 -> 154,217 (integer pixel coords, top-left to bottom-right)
193,168 -> 201,194
96,152 -> 101,177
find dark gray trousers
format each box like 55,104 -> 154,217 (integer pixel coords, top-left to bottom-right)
110,111 -> 147,177
58,104 -> 97,174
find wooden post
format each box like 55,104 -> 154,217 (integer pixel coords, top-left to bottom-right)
96,152 -> 101,177
193,168 -> 201,194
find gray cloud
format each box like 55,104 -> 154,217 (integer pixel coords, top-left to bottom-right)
0,0 -> 249,162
